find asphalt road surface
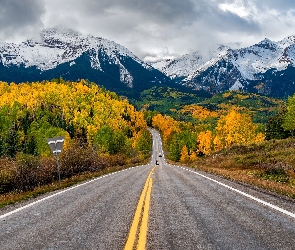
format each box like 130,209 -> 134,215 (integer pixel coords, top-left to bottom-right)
1,128 -> 295,249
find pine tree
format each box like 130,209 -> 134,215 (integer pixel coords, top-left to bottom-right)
282,96 -> 295,135
23,135 -> 38,156
0,136 -> 4,156
6,124 -> 19,158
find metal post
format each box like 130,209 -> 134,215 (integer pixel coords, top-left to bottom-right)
55,151 -> 61,183
46,136 -> 65,185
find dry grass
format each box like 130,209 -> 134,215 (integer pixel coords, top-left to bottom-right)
191,138 -> 295,199
0,165 -> 130,209
0,156 -> 150,209
0,142 -> 150,209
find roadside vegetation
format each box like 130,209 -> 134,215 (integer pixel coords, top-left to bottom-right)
0,80 -> 152,208
149,90 -> 295,198
1,81 -> 295,208
191,138 -> 295,198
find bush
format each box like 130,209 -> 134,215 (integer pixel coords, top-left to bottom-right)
14,154 -> 43,191
256,164 -> 290,183
60,140 -> 106,178
0,158 -> 17,193
0,138 -> 140,194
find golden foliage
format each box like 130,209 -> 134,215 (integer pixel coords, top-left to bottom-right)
189,152 -> 198,161
197,130 -> 213,155
0,80 -> 147,150
180,104 -> 218,119
152,114 -> 180,143
180,145 -> 190,163
215,109 -> 263,147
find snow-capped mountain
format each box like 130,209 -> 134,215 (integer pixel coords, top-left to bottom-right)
0,27 -> 170,96
2,28 -> 295,98
154,36 -> 295,97
152,51 -> 203,81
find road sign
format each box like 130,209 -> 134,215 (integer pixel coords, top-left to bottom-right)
46,136 -> 65,155
46,136 -> 65,183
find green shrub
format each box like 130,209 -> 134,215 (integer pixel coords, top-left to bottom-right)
256,165 -> 290,183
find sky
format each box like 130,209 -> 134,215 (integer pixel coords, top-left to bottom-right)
1,0 -> 295,62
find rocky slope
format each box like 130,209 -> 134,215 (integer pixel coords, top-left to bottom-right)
153,36 -> 295,97
0,27 -> 171,97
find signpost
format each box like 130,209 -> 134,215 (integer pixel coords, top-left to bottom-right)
46,136 -> 65,183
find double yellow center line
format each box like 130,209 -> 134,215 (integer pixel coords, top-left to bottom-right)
124,166 -> 156,250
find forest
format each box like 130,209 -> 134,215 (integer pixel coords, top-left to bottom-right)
0,79 -> 152,194
1,79 -> 295,199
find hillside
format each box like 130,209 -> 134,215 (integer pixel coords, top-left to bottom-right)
191,137 -> 295,199
134,87 -> 284,125
0,27 -> 171,98
154,36 -> 295,98
0,80 -> 152,194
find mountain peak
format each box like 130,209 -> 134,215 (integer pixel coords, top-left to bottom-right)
152,51 -> 203,80
259,38 -> 273,44
41,27 -> 81,39
0,27 -> 166,94
254,38 -> 277,51
278,35 -> 295,48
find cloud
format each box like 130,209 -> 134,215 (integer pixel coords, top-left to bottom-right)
0,0 -> 45,41
0,0 -> 295,61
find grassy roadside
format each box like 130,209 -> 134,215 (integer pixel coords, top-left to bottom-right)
0,158 -> 150,210
3,137 -> 295,210
188,138 -> 295,199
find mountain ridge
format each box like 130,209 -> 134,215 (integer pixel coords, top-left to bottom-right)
0,27 -> 171,97
153,36 -> 295,97
1,28 -> 295,98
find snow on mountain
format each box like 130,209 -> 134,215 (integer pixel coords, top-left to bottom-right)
152,51 -> 203,80
230,37 -> 293,80
2,28 -> 295,97
0,27 -> 153,88
229,79 -> 244,91
179,36 -> 295,96
184,46 -> 230,82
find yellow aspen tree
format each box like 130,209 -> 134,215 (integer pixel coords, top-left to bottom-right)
190,151 -> 198,161
213,136 -> 222,151
197,130 -> 213,155
180,145 -> 190,163
152,114 -> 180,144
255,132 -> 265,143
215,109 -> 262,147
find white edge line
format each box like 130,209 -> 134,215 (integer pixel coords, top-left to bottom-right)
174,165 -> 295,219
0,164 -> 145,220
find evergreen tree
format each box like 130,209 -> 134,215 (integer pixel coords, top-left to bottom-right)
266,108 -> 290,140
23,135 -> 38,156
110,130 -> 127,154
168,134 -> 181,162
0,136 -> 5,156
93,126 -> 114,153
6,124 -> 20,158
282,96 -> 295,136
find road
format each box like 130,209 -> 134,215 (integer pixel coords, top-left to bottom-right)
1,128 -> 295,249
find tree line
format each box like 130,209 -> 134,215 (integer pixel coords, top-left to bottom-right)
0,80 -> 152,193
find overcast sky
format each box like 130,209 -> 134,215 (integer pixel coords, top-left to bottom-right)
1,0 -> 295,62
